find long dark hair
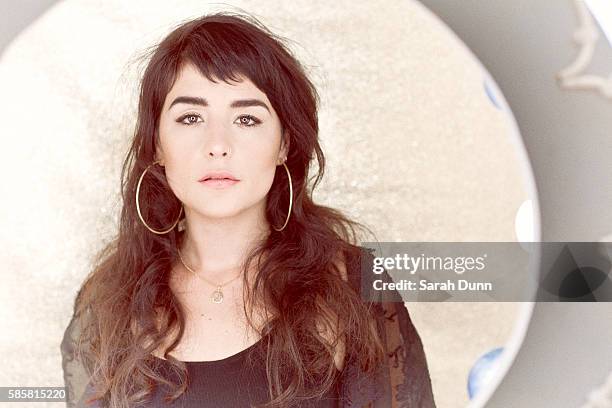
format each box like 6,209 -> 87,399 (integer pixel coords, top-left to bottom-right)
73,11 -> 385,408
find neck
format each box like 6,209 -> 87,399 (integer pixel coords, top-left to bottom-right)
178,202 -> 270,281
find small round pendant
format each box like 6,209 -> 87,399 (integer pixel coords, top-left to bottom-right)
211,288 -> 224,303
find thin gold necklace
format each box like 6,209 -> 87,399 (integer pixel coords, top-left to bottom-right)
177,248 -> 242,304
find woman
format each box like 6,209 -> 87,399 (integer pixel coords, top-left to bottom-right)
60,11 -> 436,408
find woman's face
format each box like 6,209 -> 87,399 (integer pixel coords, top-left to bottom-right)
156,62 -> 289,220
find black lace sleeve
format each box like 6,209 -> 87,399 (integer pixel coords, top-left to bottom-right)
60,300 -> 102,408
337,248 -> 437,408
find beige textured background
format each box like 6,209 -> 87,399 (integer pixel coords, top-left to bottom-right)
0,1 -> 536,407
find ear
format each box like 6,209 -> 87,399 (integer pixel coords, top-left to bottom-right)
277,130 -> 290,165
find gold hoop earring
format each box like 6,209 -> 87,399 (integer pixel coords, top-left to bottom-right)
135,160 -> 183,234
273,161 -> 293,232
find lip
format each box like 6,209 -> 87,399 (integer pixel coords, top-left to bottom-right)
200,178 -> 240,188
198,171 -> 240,189
198,171 -> 239,182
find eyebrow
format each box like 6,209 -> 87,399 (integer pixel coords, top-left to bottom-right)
168,96 -> 271,114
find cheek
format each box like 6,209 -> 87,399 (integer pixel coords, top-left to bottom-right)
257,166 -> 277,192
245,157 -> 275,190
242,134 -> 281,163
162,166 -> 188,201
240,143 -> 280,194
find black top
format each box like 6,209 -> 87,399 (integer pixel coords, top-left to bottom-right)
62,247 -> 437,407
137,333 -> 340,407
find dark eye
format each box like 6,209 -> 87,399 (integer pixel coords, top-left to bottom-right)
236,115 -> 262,127
177,113 -> 202,126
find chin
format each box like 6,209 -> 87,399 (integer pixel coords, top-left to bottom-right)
198,207 -> 243,219
189,192 -> 266,220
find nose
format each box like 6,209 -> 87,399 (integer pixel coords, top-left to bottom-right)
204,124 -> 233,158
208,145 -> 231,157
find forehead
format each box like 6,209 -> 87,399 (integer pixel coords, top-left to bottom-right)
165,62 -> 267,103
